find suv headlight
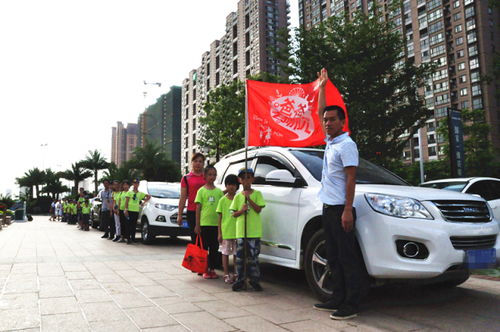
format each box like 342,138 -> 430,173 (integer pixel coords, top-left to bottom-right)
154,203 -> 177,211
365,193 -> 433,219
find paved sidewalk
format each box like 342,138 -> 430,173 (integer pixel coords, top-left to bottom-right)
0,216 -> 499,332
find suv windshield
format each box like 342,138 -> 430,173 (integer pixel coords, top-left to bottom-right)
420,181 -> 468,192
290,149 -> 409,186
147,183 -> 180,199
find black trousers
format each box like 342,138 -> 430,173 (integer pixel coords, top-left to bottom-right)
186,210 -> 196,243
119,210 -> 128,239
201,226 -> 219,270
322,204 -> 365,310
128,211 -> 139,241
101,210 -> 115,236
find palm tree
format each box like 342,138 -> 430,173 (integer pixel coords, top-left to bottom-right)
130,141 -> 180,181
59,163 -> 92,196
80,150 -> 109,195
17,168 -> 45,198
102,161 -> 139,182
42,169 -> 70,199
16,176 -> 34,200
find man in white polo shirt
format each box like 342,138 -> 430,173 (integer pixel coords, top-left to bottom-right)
313,68 -> 365,320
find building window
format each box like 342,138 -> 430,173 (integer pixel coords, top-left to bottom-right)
458,62 -> 466,71
435,107 -> 448,118
453,0 -> 460,8
233,25 -> 237,39
467,31 -> 477,43
233,60 -> 238,74
460,88 -> 468,96
469,57 -> 479,69
468,44 -> 478,56
456,37 -> 464,45
471,71 -> 480,83
215,72 -> 220,86
471,84 -> 482,96
472,97 -> 483,109
430,33 -> 444,45
233,42 -> 238,56
457,49 -> 465,58
460,100 -> 470,109
453,12 -> 461,21
245,51 -> 250,66
216,56 -> 220,69
466,18 -> 476,30
454,24 -> 463,33
245,32 -> 250,48
465,6 -> 475,19
428,146 -> 437,157
459,74 -> 467,83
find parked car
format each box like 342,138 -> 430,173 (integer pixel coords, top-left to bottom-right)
213,147 -> 500,301
420,177 -> 500,222
137,181 -> 189,244
90,197 -> 102,229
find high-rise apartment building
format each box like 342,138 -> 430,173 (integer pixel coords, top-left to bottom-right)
298,0 -> 499,164
111,122 -> 138,166
181,0 -> 290,172
137,86 -> 182,166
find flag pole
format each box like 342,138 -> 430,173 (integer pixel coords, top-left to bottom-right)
243,79 -> 249,290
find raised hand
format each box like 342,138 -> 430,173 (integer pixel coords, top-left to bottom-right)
317,68 -> 328,88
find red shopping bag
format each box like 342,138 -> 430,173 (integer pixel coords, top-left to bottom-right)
182,235 -> 208,273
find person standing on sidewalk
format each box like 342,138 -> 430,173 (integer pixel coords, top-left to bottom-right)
124,178 -> 150,244
99,180 -> 114,239
111,180 -> 122,242
313,68 -> 365,320
177,153 -> 206,243
118,181 -> 130,243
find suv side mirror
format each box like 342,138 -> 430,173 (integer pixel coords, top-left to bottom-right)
265,169 -> 297,185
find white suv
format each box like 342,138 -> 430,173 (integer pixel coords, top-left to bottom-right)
137,181 -> 189,244
214,147 -> 500,300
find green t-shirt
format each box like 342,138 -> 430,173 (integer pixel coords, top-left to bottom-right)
70,203 -> 77,215
119,192 -> 127,210
194,186 -> 224,226
216,195 -> 237,240
230,190 -> 266,239
81,202 -> 91,214
125,190 -> 147,212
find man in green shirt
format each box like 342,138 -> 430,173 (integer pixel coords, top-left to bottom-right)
124,178 -> 150,244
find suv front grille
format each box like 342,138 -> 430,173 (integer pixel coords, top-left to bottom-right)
433,200 -> 491,223
450,235 -> 497,250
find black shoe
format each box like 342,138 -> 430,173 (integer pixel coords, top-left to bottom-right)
330,306 -> 358,320
108,234 -> 115,240
127,239 -> 132,244
112,236 -> 121,242
314,300 -> 342,312
118,238 -> 126,243
249,281 -> 263,291
232,281 -> 245,292
101,233 -> 109,238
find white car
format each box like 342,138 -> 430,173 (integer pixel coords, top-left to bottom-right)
214,147 -> 500,300
420,177 -> 500,221
137,181 -> 189,244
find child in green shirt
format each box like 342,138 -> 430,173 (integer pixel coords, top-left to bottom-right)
81,197 -> 91,231
216,174 -> 239,284
230,168 -> 266,292
194,165 -> 224,279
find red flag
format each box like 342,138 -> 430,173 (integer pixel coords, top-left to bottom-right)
246,79 -> 349,147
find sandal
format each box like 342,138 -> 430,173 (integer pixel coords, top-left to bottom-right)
224,275 -> 232,284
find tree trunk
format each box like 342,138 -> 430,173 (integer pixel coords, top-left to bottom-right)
94,171 -> 98,197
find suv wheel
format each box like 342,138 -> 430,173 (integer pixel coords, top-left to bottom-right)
141,219 -> 156,244
304,229 -> 334,302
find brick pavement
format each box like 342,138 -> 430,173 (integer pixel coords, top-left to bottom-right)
0,216 -> 499,332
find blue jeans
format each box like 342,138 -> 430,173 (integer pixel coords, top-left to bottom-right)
235,238 -> 261,283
